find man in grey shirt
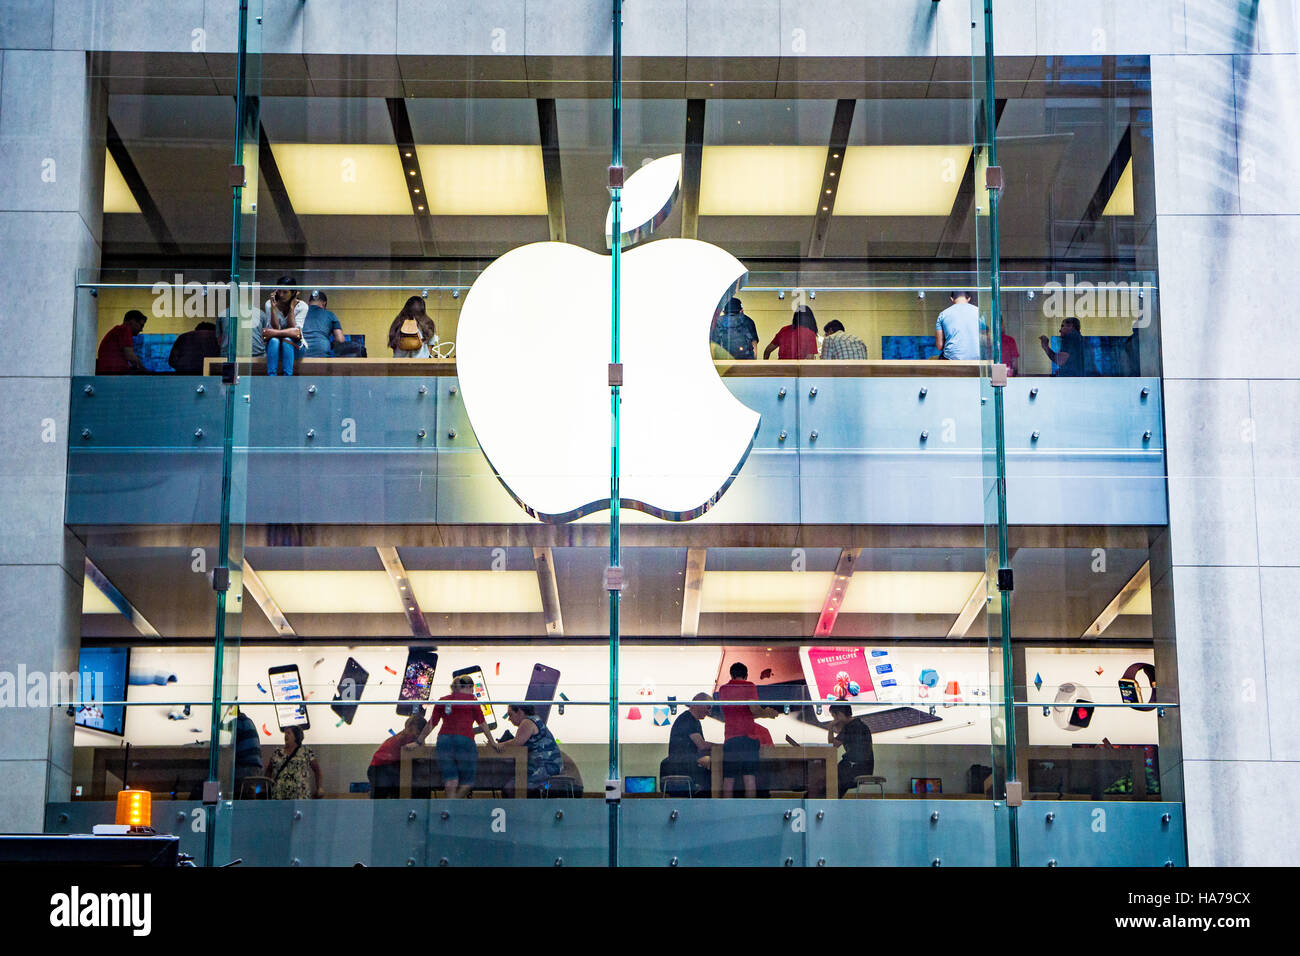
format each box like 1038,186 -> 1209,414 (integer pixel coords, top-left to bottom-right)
935,291 -> 982,361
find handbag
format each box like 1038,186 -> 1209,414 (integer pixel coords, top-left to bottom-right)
396,317 -> 424,352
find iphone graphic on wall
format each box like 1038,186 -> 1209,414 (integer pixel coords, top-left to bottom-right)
452,664 -> 498,732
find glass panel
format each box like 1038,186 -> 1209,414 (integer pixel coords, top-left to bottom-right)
56,1 -> 1183,868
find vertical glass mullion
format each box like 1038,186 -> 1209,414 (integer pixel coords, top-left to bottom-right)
607,0 -> 624,869
974,0 -> 1019,866
205,0 -> 261,867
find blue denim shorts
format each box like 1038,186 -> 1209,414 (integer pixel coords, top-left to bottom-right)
436,734 -> 478,787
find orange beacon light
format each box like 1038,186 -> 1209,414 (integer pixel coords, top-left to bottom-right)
114,789 -> 151,829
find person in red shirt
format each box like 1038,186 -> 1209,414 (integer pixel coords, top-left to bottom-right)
763,305 -> 820,360
367,714 -> 426,799
95,310 -> 148,374
416,675 -> 499,797
716,662 -> 779,798
1001,331 -> 1019,375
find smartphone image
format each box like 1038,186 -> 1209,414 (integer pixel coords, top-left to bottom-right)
268,664 -> 310,730
452,664 -> 497,732
525,663 -> 561,723
397,648 -> 438,716
330,657 -> 369,725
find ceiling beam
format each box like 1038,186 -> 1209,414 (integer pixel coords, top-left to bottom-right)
680,98 -> 706,239
1081,559 -> 1150,638
532,546 -> 564,636
84,557 -> 161,638
813,547 -> 860,638
375,546 -> 432,639
680,547 -> 707,639
935,98 -> 1005,258
253,121 -> 308,255
386,97 -> 438,255
105,117 -> 180,257
536,98 -> 567,242
808,98 -> 856,258
946,573 -> 988,639
241,559 -> 296,637
78,523 -> 1159,552
1066,124 -> 1132,254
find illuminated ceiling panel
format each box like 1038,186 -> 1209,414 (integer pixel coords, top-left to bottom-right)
700,570 -> 983,615
842,571 -> 985,615
700,571 -> 834,614
408,570 -> 543,614
698,145 -> 826,216
1101,158 -> 1134,216
269,143 -> 413,215
259,571 -> 404,613
255,570 -> 542,615
835,145 -> 973,216
415,145 -> 548,216
103,153 -> 141,214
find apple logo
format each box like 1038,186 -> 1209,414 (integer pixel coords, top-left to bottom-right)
456,154 -> 760,522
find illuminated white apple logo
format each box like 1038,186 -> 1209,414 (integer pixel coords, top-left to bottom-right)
456,155 -> 760,522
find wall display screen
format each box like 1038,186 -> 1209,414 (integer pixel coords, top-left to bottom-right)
1025,648 -> 1159,746
75,646 -> 129,737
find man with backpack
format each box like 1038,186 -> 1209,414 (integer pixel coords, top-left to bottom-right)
711,296 -> 759,360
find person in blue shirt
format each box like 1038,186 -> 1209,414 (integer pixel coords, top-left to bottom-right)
935,290 -> 982,360
302,291 -> 344,356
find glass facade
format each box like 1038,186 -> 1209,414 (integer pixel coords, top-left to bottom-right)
46,1 -> 1185,867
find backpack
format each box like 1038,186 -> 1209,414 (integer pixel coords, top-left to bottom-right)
713,313 -> 755,360
396,317 -> 424,352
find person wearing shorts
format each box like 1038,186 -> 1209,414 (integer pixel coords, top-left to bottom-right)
417,676 -> 498,798
716,662 -> 777,797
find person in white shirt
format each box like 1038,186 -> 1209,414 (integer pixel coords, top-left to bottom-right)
262,276 -> 309,375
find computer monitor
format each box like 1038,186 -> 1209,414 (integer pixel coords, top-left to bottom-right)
624,776 -> 656,794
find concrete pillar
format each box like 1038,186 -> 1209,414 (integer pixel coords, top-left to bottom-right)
1152,38 -> 1300,864
0,44 -> 103,832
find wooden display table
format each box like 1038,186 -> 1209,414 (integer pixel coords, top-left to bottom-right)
707,743 -> 838,798
398,744 -> 526,797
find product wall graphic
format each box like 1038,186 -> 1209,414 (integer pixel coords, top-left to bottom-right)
456,155 -> 761,522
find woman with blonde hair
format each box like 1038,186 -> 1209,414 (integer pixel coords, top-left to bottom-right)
388,295 -> 437,358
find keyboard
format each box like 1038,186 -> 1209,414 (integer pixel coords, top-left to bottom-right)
861,707 -> 943,735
